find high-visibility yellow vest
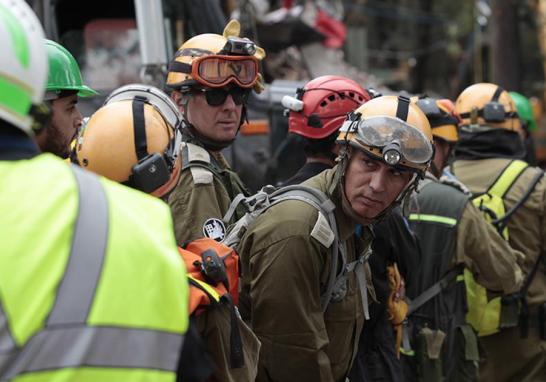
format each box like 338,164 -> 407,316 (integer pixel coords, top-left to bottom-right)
0,154 -> 189,381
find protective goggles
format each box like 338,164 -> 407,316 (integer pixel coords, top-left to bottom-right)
340,116 -> 433,167
170,55 -> 259,89
193,87 -> 250,107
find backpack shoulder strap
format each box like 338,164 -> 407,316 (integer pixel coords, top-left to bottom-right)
407,266 -> 463,315
488,160 -> 528,198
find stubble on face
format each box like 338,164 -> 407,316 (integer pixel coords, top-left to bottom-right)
186,92 -> 243,143
343,150 -> 412,221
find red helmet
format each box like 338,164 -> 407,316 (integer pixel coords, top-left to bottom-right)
285,75 -> 370,139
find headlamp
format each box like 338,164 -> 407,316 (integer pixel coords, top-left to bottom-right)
383,143 -> 402,165
339,115 -> 433,169
222,37 -> 257,56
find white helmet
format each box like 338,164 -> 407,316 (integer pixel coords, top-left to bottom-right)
0,0 -> 48,134
105,84 -> 182,130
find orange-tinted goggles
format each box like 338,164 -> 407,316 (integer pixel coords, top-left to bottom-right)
191,55 -> 259,89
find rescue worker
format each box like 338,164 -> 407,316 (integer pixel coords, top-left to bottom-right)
165,20 -> 265,244
403,97 -> 524,382
451,83 -> 546,382
0,2 -> 189,380
35,39 -> 97,158
280,76 -> 418,381
237,95 -> 435,381
510,91 -> 538,166
75,84 -> 260,382
281,75 -> 371,185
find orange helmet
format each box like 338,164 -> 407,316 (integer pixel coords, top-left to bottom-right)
76,87 -> 181,196
166,20 -> 265,93
415,97 -> 460,143
455,83 -> 521,133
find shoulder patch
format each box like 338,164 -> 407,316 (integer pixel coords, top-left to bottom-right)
190,166 -> 213,185
311,212 -> 335,248
186,143 -> 210,163
203,218 -> 226,242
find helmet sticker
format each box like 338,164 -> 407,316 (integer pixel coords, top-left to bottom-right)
202,218 -> 226,242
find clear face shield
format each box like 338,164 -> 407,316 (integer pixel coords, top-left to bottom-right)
339,115 -> 433,170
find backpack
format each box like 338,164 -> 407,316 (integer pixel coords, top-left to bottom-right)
222,184 -> 372,318
464,160 -> 544,337
178,238 -> 244,368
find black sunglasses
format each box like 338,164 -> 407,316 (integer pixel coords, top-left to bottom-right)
193,87 -> 250,107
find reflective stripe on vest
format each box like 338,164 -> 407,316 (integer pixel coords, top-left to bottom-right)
47,166 -> 109,325
408,213 -> 457,227
1,167 -> 184,380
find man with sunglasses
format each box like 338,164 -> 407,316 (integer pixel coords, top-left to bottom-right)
236,96 -> 434,381
165,20 -> 266,245
401,97 -> 524,382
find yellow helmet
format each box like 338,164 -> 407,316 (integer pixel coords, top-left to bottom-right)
455,82 -> 521,133
166,20 -> 265,93
76,97 -> 180,196
414,97 -> 460,143
338,95 -> 434,174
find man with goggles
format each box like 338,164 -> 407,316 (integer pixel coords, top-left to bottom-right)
236,96 -> 434,381
165,19 -> 266,246
336,96 -> 434,223
400,97 -> 523,382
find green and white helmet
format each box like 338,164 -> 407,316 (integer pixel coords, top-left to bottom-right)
0,0 -> 47,134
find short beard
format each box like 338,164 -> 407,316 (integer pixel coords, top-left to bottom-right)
37,122 -> 71,159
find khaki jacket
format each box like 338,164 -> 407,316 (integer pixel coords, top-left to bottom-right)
238,167 -> 372,382
168,141 -> 248,244
453,158 -> 546,306
168,139 -> 254,381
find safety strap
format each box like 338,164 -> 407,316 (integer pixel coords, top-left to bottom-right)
494,168 -> 544,233
1,167 -> 184,380
188,277 -> 244,368
344,244 -> 373,320
396,95 -> 410,122
132,97 -> 148,161
188,276 -> 222,305
407,267 -> 462,315
168,61 -> 192,74
488,160 -> 528,198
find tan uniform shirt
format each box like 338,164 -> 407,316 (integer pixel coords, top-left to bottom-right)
238,167 -> 371,382
453,158 -> 546,306
168,142 -> 247,244
168,141 -> 254,381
